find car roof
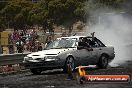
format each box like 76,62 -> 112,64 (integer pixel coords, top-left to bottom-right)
60,36 -> 94,39
61,36 -> 85,38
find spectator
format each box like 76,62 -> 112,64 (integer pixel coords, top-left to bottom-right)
34,40 -> 39,52
30,28 -> 37,39
8,44 -> 14,54
30,38 -> 36,52
20,30 -> 24,37
24,39 -> 29,51
25,39 -> 32,51
45,36 -> 53,47
36,41 -> 43,51
20,30 -> 27,42
38,43 -> 43,51
13,30 -> 20,42
16,38 -> 24,53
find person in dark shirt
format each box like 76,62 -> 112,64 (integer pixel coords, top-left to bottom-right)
31,38 -> 36,52
16,38 -> 23,53
38,43 -> 43,51
78,38 -> 90,49
78,37 -> 93,51
45,36 -> 53,47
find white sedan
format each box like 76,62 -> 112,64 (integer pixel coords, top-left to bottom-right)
23,36 -> 115,74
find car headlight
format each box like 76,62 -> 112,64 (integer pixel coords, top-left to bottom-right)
24,57 -> 33,61
44,56 -> 60,61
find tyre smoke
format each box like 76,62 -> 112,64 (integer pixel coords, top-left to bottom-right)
84,12 -> 132,66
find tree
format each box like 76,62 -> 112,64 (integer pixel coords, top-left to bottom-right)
0,0 -> 130,32
1,0 -> 33,30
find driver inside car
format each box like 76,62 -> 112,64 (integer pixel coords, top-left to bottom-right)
78,37 -> 91,50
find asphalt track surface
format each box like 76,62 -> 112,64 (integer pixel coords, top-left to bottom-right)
0,61 -> 132,88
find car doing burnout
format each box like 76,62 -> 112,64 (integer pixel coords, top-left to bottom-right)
23,36 -> 115,74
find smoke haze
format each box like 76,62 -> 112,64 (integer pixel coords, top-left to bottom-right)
84,11 -> 132,66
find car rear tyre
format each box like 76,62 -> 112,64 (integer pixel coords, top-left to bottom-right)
30,68 -> 42,75
63,56 -> 75,73
97,55 -> 108,69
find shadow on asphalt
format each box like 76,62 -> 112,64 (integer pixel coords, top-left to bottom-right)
40,67 -> 100,75
24,65 -> 116,76
25,67 -> 100,76
41,70 -> 65,75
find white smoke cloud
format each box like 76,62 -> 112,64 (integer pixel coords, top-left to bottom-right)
84,11 -> 132,66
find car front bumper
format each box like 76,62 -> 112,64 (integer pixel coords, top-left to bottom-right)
23,60 -> 64,69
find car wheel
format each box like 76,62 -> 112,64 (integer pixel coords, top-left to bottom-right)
63,56 -> 75,73
97,55 -> 108,69
30,68 -> 42,75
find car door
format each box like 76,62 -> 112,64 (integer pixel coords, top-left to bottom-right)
75,37 -> 93,66
89,39 -> 106,64
88,40 -> 100,64
76,48 -> 92,66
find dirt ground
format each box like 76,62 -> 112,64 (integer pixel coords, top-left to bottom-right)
0,60 -> 132,88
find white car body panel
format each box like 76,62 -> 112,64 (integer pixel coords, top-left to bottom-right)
23,36 -> 115,70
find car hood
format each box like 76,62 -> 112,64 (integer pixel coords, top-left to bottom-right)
27,48 -> 73,58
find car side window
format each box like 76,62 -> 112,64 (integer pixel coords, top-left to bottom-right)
85,38 -> 99,48
91,41 -> 99,48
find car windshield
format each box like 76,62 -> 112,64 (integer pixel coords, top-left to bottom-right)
46,38 -> 77,49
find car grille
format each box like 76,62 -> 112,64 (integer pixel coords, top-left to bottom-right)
32,55 -> 40,56
35,58 -> 41,60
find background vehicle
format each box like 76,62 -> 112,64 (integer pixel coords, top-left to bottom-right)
23,36 -> 115,74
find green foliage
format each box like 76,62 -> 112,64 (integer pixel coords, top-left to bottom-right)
0,0 -> 33,30
0,0 -> 130,31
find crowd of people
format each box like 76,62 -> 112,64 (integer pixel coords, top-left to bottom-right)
1,28 -> 70,54
9,29 -> 43,53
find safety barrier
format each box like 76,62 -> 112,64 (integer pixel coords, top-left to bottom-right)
0,53 -> 30,65
0,53 -> 30,73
